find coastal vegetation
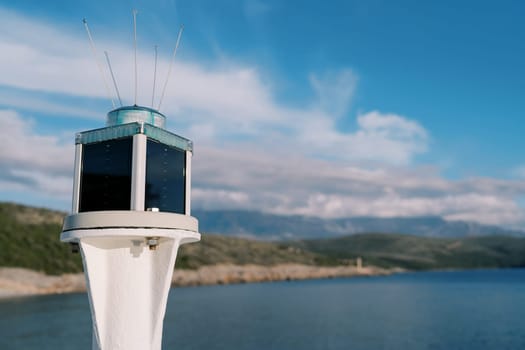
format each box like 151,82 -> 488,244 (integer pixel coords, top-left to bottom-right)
290,233 -> 525,270
2,202 -> 525,275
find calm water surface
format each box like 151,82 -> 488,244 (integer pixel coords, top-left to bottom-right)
1,269 -> 524,349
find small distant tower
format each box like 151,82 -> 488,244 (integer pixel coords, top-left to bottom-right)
60,105 -> 200,350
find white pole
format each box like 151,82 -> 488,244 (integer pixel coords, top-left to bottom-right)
64,228 -> 199,350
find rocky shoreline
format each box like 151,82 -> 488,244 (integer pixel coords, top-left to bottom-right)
0,264 -> 402,299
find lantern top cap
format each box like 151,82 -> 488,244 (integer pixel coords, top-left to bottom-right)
107,105 -> 166,128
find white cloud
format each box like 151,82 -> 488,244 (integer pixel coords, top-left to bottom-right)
0,88 -> 101,120
192,147 -> 525,226
192,188 -> 251,208
310,69 -> 357,117
0,110 -> 73,200
0,6 -> 428,165
293,110 -> 428,164
352,111 -> 428,163
2,7 -> 525,229
357,111 -> 427,139
0,110 -> 72,175
2,106 -> 525,228
512,165 -> 525,179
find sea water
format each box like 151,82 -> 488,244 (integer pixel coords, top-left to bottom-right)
1,269 -> 525,349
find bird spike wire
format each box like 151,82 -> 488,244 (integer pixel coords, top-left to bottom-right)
133,9 -> 138,106
83,18 -> 116,108
104,51 -> 123,106
158,24 -> 184,111
151,45 -> 158,107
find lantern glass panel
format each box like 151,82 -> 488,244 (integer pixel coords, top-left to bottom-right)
145,139 -> 186,213
79,137 -> 133,212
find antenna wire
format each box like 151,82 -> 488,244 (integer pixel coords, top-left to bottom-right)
83,19 -> 116,108
151,45 -> 158,108
158,25 -> 184,111
104,51 -> 123,106
133,9 -> 138,106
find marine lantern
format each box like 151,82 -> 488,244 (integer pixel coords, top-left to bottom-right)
60,105 -> 200,350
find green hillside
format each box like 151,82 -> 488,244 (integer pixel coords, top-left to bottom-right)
175,234 -> 326,269
1,202 -> 525,275
0,202 -> 326,274
291,233 -> 525,270
0,202 -> 83,274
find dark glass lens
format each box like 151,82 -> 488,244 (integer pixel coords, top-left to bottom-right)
145,139 -> 186,214
79,138 -> 133,212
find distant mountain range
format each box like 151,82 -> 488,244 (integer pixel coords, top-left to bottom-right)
2,202 -> 525,273
193,209 -> 525,240
1,200 -> 522,241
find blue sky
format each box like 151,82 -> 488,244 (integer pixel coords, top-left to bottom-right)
1,0 -> 525,227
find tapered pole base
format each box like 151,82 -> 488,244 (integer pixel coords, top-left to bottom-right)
63,228 -> 199,350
